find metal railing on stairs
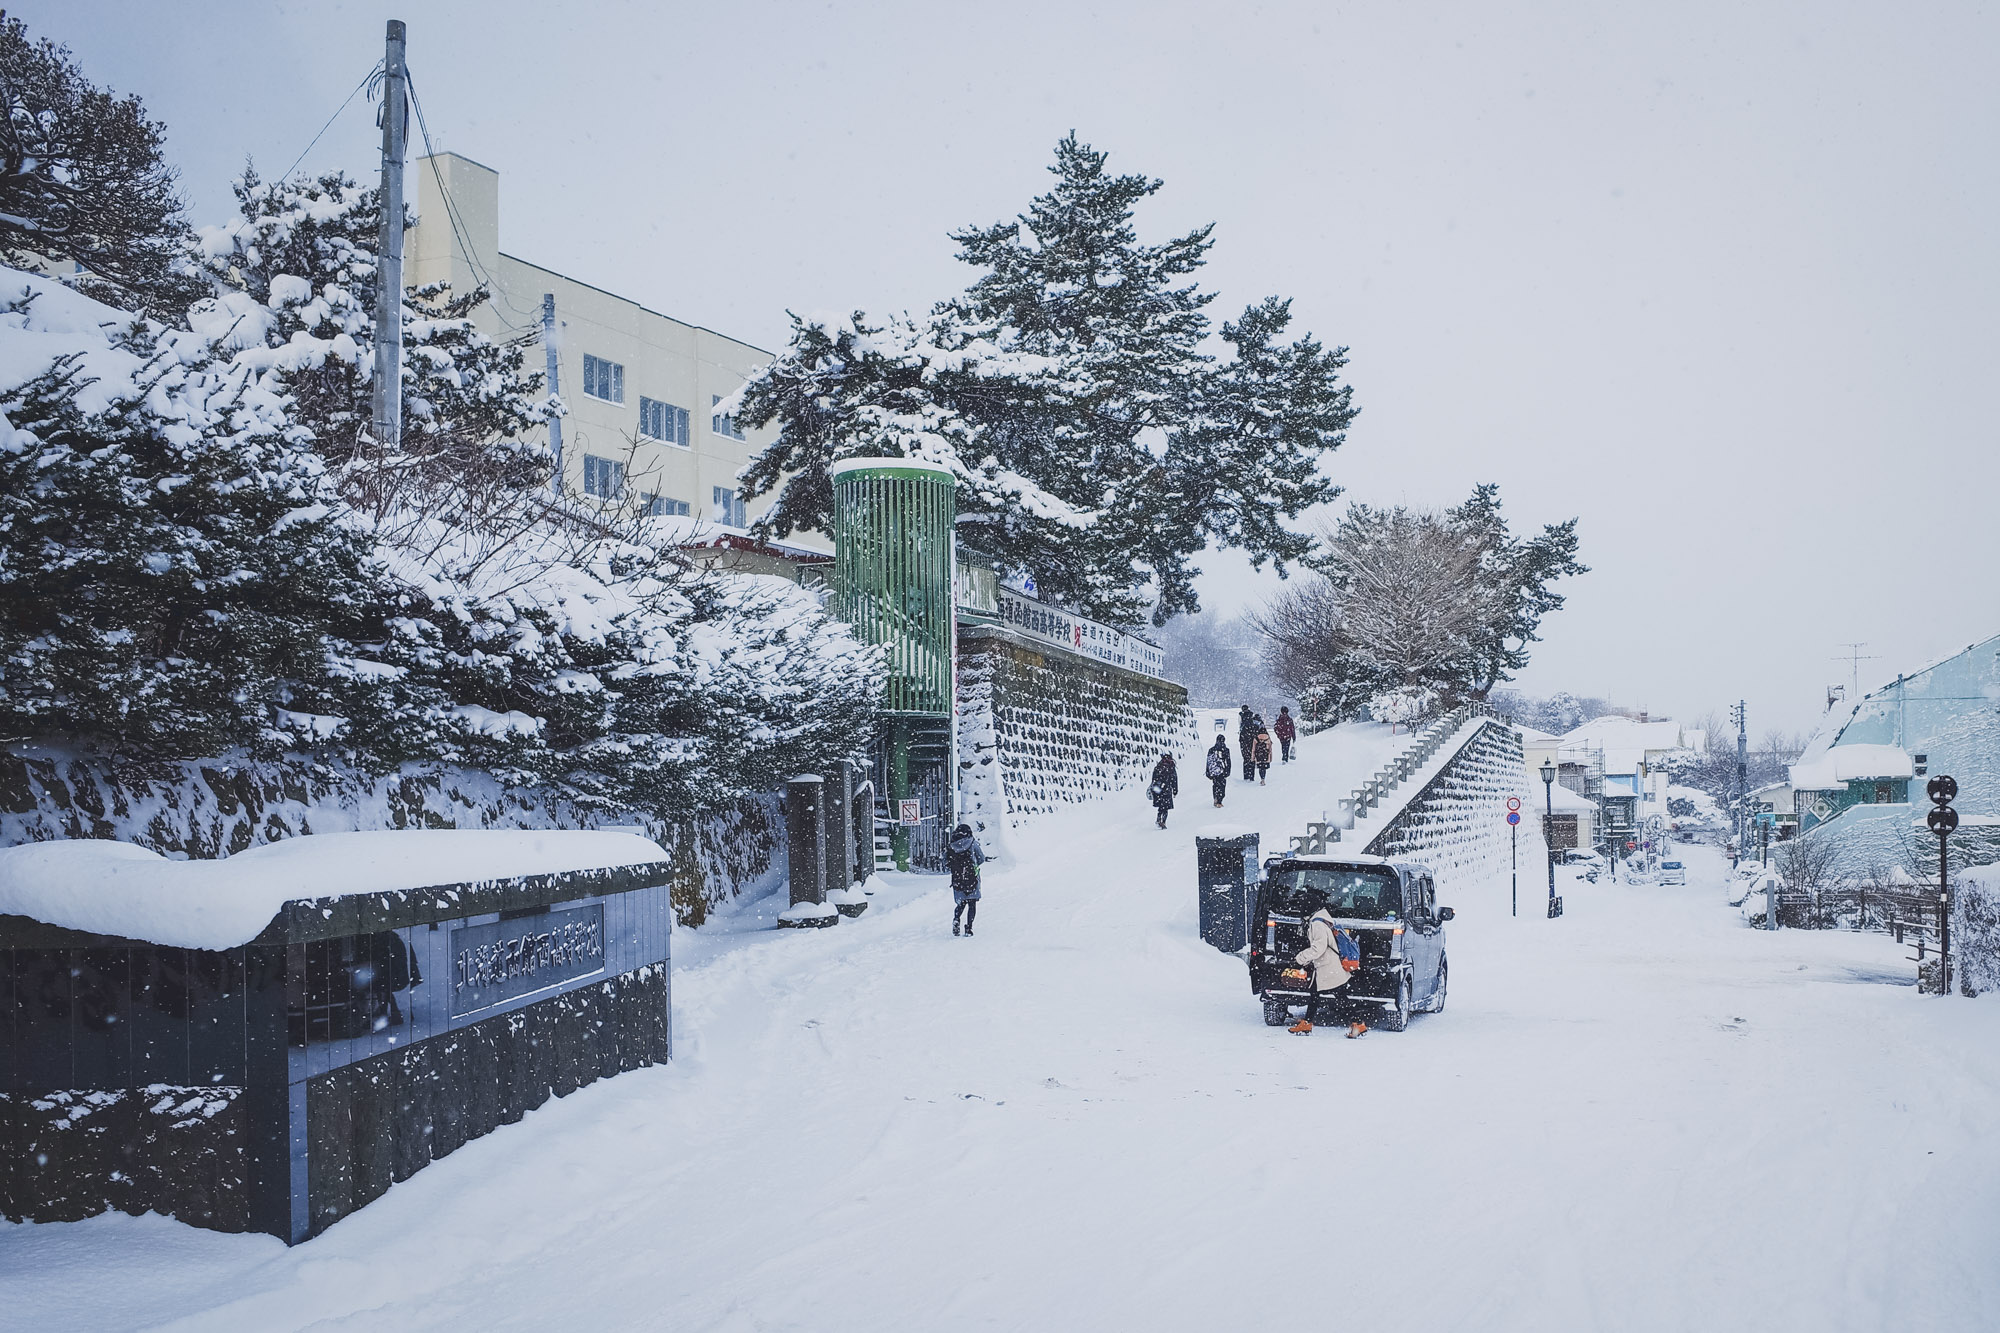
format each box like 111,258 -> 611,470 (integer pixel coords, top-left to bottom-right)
1286,702 -> 1509,857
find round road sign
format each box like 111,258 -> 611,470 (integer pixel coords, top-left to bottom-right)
1928,806 -> 1959,834
1506,796 -> 1522,812
1506,811 -> 1521,825
1928,775 -> 1958,805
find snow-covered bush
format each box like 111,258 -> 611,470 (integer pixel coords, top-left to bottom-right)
1954,864 -> 2000,996
1367,686 -> 1437,731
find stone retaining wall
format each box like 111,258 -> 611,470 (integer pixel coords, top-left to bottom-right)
0,748 -> 779,926
956,626 -> 1196,855
1367,721 -> 1528,892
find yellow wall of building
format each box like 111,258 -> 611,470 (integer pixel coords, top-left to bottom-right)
405,152 -> 824,550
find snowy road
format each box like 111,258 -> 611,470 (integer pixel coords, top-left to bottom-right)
6,725 -> 1999,1331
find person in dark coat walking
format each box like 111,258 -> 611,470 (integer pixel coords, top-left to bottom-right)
1147,753 -> 1179,828
1237,705 -> 1258,780
1252,730 -> 1274,784
945,823 -> 985,936
1274,706 -> 1297,763
1205,736 -> 1232,807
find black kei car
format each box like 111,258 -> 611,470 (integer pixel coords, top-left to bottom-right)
1248,854 -> 1452,1032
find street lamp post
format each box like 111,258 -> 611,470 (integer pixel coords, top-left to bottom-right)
1541,759 -> 1559,917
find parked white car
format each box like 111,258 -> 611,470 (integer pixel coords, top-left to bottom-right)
1659,860 -> 1686,886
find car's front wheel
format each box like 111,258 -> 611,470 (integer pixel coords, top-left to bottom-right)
1262,996 -> 1291,1027
1382,972 -> 1411,1031
1425,957 -> 1447,1013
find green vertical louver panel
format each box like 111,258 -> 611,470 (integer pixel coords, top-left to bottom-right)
831,462 -> 956,716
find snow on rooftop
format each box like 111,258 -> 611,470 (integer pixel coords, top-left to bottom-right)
828,457 -> 957,479
1559,716 -> 1686,752
1543,784 -> 1597,813
1789,744 -> 1913,791
0,830 -> 669,951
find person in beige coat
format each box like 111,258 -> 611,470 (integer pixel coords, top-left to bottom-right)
1288,904 -> 1367,1037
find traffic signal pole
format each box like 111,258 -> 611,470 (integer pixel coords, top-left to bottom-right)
1927,775 -> 1958,996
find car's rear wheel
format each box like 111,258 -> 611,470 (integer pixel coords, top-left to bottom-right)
1262,996 -> 1291,1026
1426,957 -> 1447,1013
1382,973 -> 1411,1031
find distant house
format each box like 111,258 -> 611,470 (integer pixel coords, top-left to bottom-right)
1789,744 -> 1915,834
1747,778 -> 1800,842
1521,715 -> 1692,856
1793,632 -> 2000,871
1542,781 -> 1599,855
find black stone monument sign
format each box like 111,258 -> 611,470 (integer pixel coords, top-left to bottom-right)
1,834 -> 673,1243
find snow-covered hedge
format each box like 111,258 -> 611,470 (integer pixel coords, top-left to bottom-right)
0,170 -> 884,828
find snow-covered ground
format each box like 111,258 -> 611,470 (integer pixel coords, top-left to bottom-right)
6,724 -> 1999,1331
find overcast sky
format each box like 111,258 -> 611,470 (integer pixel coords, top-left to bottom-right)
32,0 -> 1999,736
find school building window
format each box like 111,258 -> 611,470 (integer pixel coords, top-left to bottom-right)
645,494 -> 690,517
712,486 -> 746,527
582,354 -> 624,404
711,394 -> 745,441
582,453 -> 624,499
639,397 -> 689,446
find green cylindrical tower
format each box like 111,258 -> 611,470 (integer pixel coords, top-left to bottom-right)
830,459 -> 956,870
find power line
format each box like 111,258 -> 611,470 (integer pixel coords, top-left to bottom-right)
403,69 -> 541,335
279,62 -> 383,184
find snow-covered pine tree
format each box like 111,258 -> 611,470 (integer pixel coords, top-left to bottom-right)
188,169 -> 553,527
733,134 -> 1355,627
0,275 -> 383,757
186,169 -> 882,804
1446,484 -> 1587,699
0,16 -> 204,320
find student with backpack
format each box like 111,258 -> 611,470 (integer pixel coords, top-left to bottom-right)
1205,736 -> 1232,807
1252,730 -> 1274,784
945,823 -> 985,936
1288,901 -> 1367,1037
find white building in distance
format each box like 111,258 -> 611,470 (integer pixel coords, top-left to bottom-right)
404,152 -> 821,550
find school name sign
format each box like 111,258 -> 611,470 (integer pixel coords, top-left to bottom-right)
994,588 -> 1166,678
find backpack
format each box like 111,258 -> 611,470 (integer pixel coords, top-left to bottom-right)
1334,927 -> 1362,973
1205,749 -> 1229,778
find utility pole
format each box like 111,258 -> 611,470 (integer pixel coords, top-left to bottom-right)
542,293 -> 563,491
370,19 -> 409,449
1731,700 -> 1747,865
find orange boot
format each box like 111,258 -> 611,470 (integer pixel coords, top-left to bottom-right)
1287,1019 -> 1313,1035
1346,1021 -> 1368,1039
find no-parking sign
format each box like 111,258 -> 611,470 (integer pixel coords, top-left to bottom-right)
1506,811 -> 1521,825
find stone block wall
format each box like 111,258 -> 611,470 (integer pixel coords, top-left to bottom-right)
1367,721 -> 1529,893
956,626 -> 1197,855
0,748 -> 779,927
